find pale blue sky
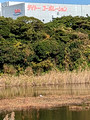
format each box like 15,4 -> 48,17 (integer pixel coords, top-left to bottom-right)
0,0 -> 90,5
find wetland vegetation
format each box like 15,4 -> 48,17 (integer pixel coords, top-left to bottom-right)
0,16 -> 90,119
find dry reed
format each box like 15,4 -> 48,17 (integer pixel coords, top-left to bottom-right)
0,70 -> 90,87
3,112 -> 15,120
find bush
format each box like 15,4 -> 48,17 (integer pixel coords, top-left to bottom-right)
3,64 -> 17,74
24,66 -> 33,76
70,49 -> 81,62
32,59 -> 53,72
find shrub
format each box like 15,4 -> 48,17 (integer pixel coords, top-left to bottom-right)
32,59 -> 53,72
24,66 -> 33,76
3,64 -> 17,74
70,49 -> 81,62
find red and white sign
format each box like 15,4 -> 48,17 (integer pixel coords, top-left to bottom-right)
15,9 -> 21,13
13,9 -> 21,16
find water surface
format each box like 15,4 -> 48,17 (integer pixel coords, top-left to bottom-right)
0,84 -> 90,120
0,107 -> 90,120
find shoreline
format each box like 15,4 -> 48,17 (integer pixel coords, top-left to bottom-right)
0,70 -> 90,112
0,95 -> 90,112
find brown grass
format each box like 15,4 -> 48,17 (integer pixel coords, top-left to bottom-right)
0,70 -> 90,87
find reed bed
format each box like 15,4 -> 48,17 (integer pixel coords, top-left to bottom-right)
0,70 -> 90,87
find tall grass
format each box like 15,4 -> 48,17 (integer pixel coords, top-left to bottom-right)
0,70 -> 90,87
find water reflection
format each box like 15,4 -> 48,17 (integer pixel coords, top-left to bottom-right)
0,84 -> 90,99
0,107 -> 90,120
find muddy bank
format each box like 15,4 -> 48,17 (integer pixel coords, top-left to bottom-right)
0,95 -> 90,112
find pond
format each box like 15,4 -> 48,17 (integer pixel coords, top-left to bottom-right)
0,106 -> 90,120
0,84 -> 90,119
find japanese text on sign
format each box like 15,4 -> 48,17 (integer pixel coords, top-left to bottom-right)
27,5 -> 67,12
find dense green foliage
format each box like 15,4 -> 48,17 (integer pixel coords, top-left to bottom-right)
0,16 -> 90,75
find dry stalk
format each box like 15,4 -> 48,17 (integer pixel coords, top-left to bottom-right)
10,112 -> 15,120
3,114 -> 8,120
3,112 -> 15,120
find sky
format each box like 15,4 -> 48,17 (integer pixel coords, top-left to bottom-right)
0,0 -> 90,5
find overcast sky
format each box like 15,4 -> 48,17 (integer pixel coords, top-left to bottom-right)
0,0 -> 90,4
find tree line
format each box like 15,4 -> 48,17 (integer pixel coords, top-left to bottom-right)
0,16 -> 90,75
